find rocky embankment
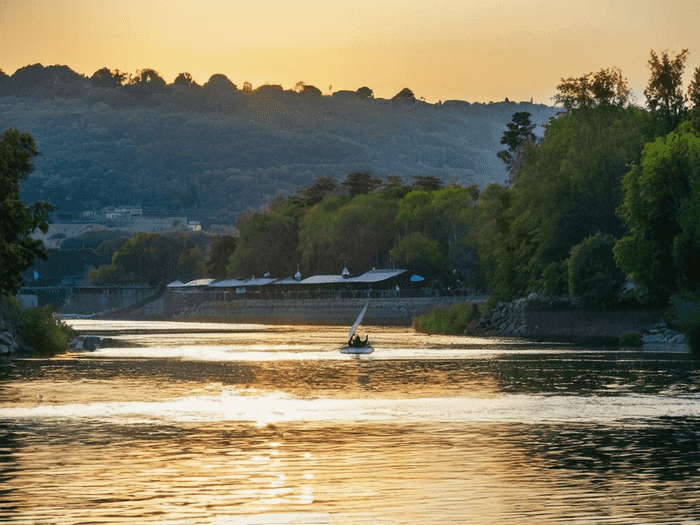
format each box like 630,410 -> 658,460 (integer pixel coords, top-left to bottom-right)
640,322 -> 689,345
467,293 -> 691,349
468,294 -> 580,337
0,325 -> 21,364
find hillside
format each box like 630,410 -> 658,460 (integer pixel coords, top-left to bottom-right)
0,64 -> 559,224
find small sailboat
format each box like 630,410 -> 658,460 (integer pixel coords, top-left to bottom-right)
340,301 -> 374,354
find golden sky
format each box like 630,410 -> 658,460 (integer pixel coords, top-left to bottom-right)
1,0 -> 697,104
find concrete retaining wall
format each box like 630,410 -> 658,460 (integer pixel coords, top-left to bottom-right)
60,287 -> 161,315
165,291 -> 486,326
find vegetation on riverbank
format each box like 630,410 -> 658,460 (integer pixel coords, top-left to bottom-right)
413,302 -> 479,335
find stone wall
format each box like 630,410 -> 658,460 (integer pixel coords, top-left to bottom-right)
471,294 -> 664,339
165,291 -> 487,326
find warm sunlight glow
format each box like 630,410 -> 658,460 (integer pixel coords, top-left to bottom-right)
1,0 -> 697,103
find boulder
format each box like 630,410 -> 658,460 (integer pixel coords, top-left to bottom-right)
83,335 -> 101,351
0,344 -> 12,364
0,331 -> 13,345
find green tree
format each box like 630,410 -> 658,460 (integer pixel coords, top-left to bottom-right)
568,233 -> 625,309
341,172 -> 382,198
0,129 -> 52,296
205,235 -> 237,279
130,68 -> 166,88
88,233 -> 201,286
90,67 -> 128,87
356,86 -> 374,99
644,48 -> 689,132
687,64 -> 700,109
553,67 -> 630,110
390,232 -> 444,275
614,124 -> 700,302
173,72 -> 198,87
292,176 -> 341,207
227,203 -> 301,277
497,111 -> 537,178
392,88 -> 415,101
412,175 -> 443,191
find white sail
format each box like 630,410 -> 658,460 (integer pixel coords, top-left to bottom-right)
348,301 -> 369,341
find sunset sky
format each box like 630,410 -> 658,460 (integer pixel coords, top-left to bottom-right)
1,0 -> 698,104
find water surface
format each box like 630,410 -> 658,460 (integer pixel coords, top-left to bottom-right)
1,321 -> 699,524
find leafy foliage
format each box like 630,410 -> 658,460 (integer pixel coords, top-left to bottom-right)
568,233 -> 625,309
644,49 -> 689,133
89,232 -> 208,286
20,305 -> 72,355
0,128 -> 52,296
413,302 -> 478,335
553,67 -> 630,110
614,124 -> 700,302
497,111 -> 536,178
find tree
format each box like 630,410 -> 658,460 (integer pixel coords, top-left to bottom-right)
341,172 -> 381,198
173,72 -> 198,87
90,67 -> 128,87
553,67 -> 630,110
568,233 -> 625,309
203,74 -> 237,91
412,175 -> 443,191
614,124 -> 700,302
390,232 -> 444,275
688,65 -> 700,109
356,86 -> 374,99
644,48 -> 689,132
392,88 -> 415,101
293,176 -> 341,207
205,235 -> 237,279
130,68 -> 166,88
242,81 -> 253,94
497,111 -> 536,177
301,84 -> 322,96
0,129 -> 52,296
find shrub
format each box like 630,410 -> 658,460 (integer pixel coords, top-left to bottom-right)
568,233 -> 626,309
20,305 -> 72,355
413,302 -> 478,335
541,260 -> 569,296
619,331 -> 643,347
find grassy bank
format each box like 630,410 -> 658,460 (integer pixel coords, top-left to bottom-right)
413,302 -> 479,335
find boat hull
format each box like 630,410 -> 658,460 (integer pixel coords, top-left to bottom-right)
340,346 -> 374,354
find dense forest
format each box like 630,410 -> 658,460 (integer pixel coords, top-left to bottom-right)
0,64 -> 557,225
83,49 -> 700,321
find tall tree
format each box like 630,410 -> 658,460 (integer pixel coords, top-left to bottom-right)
0,129 -> 52,296
497,112 -> 537,178
687,64 -> 700,110
173,72 -> 198,87
644,48 -> 690,132
90,67 -> 128,87
341,172 -> 382,198
553,67 -> 630,110
130,68 -> 166,88
614,124 -> 700,302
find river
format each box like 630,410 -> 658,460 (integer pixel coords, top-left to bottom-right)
1,320 -> 699,524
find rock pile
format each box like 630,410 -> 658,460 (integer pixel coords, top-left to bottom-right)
69,335 -> 102,352
641,321 -> 689,345
0,329 -> 19,364
469,294 -> 579,337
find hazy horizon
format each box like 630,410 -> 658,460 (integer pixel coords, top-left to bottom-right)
1,0 -> 697,105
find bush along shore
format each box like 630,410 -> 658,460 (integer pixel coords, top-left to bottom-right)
0,297 -> 74,363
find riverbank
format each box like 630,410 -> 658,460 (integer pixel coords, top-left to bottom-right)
166,295 -> 488,326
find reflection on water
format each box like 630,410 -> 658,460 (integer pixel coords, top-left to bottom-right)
1,320 -> 699,524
